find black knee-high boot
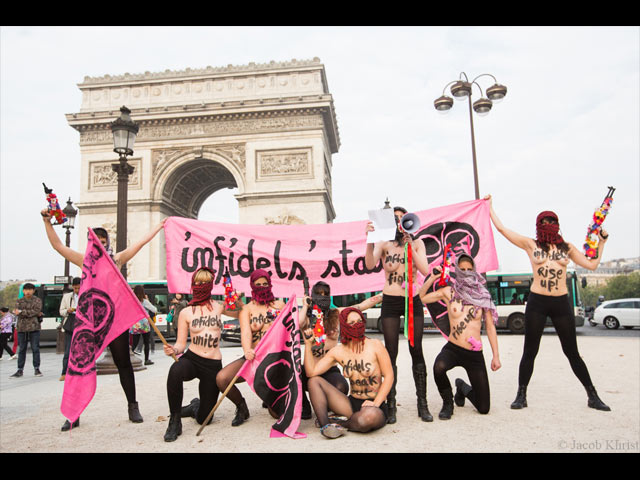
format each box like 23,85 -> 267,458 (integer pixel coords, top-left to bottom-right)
412,364 -> 433,422
386,365 -> 398,424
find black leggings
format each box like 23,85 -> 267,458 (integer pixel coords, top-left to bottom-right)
132,332 -> 151,361
433,342 -> 490,414
0,333 -> 14,357
380,294 -> 426,368
518,292 -> 593,388
109,331 -> 137,404
167,349 -> 222,424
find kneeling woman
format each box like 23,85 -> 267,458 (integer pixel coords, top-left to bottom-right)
162,267 -> 241,442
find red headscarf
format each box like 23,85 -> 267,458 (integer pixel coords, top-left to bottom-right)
250,269 -> 275,305
339,307 -> 366,353
536,211 -> 564,245
188,267 -> 215,311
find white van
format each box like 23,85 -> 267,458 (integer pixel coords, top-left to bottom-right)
593,298 -> 640,329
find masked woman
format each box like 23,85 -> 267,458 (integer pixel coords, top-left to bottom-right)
162,267 -> 242,442
303,307 -> 394,439
419,254 -> 501,420
215,269 -> 286,426
299,281 -> 382,418
365,206 -> 432,424
41,208 -> 165,429
485,195 -> 611,412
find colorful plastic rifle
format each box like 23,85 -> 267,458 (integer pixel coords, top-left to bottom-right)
43,183 -> 67,225
222,268 -> 240,311
583,186 -> 615,259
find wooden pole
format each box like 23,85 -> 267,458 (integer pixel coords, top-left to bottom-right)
148,317 -> 177,362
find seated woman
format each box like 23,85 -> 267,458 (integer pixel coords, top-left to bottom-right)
303,307 -> 393,439
162,267 -> 241,442
215,269 -> 286,426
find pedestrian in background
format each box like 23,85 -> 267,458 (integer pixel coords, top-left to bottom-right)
11,283 -> 43,378
131,285 -> 156,366
58,277 -> 81,381
0,307 -> 17,360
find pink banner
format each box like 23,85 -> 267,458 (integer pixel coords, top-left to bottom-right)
61,229 -> 149,423
164,199 -> 498,297
236,295 -> 306,439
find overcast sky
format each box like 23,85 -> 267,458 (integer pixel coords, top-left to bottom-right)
1,26 -> 638,283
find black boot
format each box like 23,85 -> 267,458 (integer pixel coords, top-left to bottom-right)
386,365 -> 398,424
181,398 -> 200,418
412,364 -> 433,422
454,378 -> 471,407
128,401 -> 144,423
231,398 -> 250,426
61,417 -> 80,431
510,385 -> 528,409
163,413 -> 182,442
438,388 -> 454,420
586,386 -> 611,411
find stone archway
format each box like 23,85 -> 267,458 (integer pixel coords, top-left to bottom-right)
66,58 -> 340,281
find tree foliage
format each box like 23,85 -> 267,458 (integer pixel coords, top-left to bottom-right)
580,272 -> 640,307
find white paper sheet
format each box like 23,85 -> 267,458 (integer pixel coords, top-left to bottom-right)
367,208 -> 397,243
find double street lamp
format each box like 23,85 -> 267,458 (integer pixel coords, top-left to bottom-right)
110,106 -> 139,279
434,73 -> 507,199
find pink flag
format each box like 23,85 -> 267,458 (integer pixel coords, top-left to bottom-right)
164,198 -> 498,297
236,295 -> 306,439
60,229 -> 149,423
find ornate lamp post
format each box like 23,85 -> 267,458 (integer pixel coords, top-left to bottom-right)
110,106 -> 139,279
62,198 -> 78,280
97,106 -> 144,375
434,73 -> 507,200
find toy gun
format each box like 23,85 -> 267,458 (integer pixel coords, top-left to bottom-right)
438,243 -> 453,286
222,268 -> 240,311
311,305 -> 326,346
583,186 -> 615,259
43,183 -> 67,225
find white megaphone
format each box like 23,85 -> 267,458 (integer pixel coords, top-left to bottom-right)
399,213 -> 421,234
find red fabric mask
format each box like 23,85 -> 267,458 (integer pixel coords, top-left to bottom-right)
188,267 -> 215,311
250,269 -> 275,305
536,211 -> 564,245
339,307 -> 366,353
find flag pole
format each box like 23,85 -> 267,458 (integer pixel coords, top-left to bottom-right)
196,368 -> 245,436
148,317 -> 177,362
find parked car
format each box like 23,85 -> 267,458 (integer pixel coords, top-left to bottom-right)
221,318 -> 241,343
593,298 -> 640,329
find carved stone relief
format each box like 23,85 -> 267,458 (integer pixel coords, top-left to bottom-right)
89,159 -> 141,190
256,148 -> 312,180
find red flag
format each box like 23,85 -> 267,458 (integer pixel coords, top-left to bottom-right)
60,228 -> 149,423
236,295 -> 306,439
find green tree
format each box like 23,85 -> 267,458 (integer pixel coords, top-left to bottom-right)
0,283 -> 21,309
580,272 -> 640,308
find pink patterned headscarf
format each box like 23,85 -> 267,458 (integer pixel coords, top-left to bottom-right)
452,255 -> 498,324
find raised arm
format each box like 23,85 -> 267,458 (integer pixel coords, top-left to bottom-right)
114,218 -> 167,266
567,230 -> 609,271
41,209 -> 84,267
364,221 -> 384,270
349,293 -> 383,312
484,195 -> 535,251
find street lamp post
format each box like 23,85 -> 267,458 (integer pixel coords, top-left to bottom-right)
434,73 -> 507,199
97,106 -> 144,375
62,198 -> 78,280
110,106 -> 139,279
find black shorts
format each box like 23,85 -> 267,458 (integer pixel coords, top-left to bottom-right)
349,395 -> 389,420
380,294 -> 424,319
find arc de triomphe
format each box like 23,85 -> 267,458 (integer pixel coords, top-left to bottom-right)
66,58 -> 340,281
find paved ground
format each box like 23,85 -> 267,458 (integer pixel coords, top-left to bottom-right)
1,330 -> 638,453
